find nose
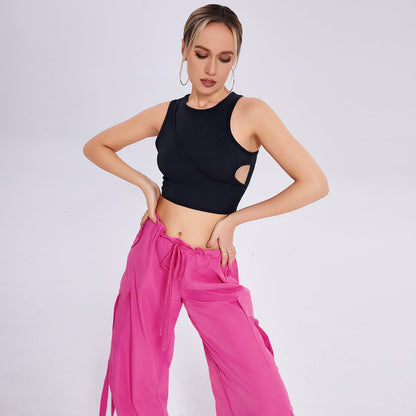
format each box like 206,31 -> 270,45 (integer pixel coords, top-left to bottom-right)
205,57 -> 216,76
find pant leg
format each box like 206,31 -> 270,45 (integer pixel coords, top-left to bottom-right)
99,218 -> 183,416
181,252 -> 295,416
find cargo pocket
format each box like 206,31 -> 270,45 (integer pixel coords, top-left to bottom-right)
237,293 -> 276,367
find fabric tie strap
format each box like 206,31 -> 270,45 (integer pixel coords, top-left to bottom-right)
159,240 -> 185,351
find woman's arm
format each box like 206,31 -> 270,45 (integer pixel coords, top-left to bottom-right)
82,101 -> 170,192
227,97 -> 329,228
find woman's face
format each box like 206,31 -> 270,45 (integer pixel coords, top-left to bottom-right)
182,22 -> 236,94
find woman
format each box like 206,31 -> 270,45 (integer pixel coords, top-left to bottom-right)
84,4 -> 328,416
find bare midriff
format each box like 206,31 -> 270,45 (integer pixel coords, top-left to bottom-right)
155,195 -> 228,251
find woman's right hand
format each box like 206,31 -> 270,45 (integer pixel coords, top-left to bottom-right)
140,178 -> 161,226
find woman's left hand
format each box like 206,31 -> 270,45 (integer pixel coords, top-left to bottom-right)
206,217 -> 237,267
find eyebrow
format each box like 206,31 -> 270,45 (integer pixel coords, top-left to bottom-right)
194,45 -> 234,55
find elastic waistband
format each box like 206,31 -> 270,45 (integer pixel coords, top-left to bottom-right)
153,211 -> 222,258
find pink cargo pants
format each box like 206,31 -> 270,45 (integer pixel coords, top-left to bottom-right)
99,212 -> 295,415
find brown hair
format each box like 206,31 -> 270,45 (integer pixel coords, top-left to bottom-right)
182,4 -> 243,68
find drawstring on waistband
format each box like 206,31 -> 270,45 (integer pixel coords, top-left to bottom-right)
159,238 -> 186,351
157,229 -> 207,351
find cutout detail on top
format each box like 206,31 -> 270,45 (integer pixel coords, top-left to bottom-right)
234,164 -> 250,185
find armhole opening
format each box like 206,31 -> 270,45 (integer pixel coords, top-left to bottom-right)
227,96 -> 260,155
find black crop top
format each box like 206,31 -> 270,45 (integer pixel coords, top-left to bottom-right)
155,91 -> 259,214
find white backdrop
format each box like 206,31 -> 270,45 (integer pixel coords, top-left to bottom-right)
1,1 -> 415,415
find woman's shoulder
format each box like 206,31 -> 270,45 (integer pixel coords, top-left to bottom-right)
237,94 -> 271,110
235,94 -> 274,122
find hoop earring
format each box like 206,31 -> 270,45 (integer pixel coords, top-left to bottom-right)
179,59 -> 189,86
226,67 -> 235,92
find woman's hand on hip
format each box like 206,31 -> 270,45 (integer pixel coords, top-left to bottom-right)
206,217 -> 237,267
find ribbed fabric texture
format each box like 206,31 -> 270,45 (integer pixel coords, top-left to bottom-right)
155,91 -> 259,214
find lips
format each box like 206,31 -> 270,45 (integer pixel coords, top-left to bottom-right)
201,78 -> 216,87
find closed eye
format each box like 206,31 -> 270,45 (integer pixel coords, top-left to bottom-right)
195,52 -> 231,63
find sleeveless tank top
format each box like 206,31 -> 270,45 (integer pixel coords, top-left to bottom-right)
155,91 -> 259,214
